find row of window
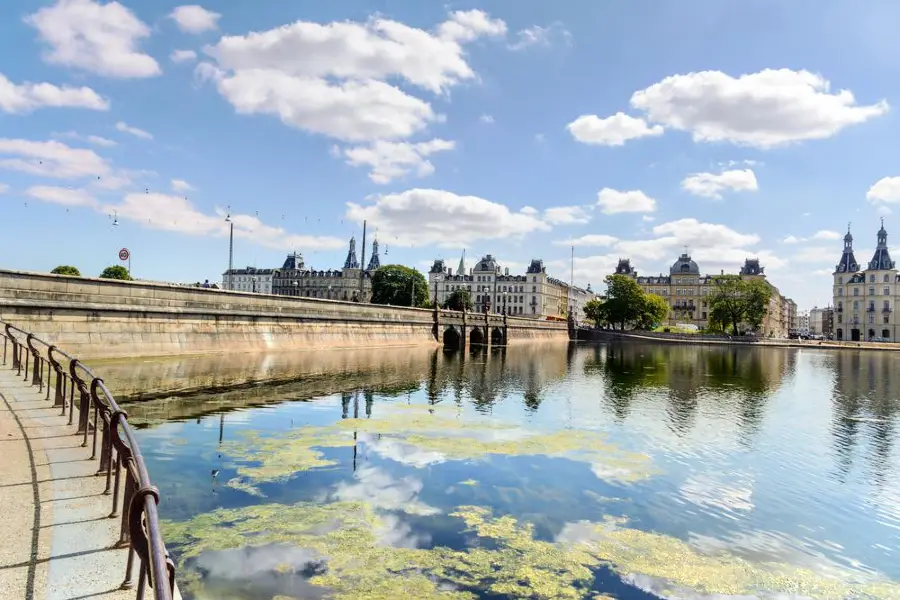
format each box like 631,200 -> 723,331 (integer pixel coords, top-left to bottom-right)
837,274 -> 892,284
837,300 -> 891,310
837,314 -> 891,325
475,295 -> 528,304
835,286 -> 892,296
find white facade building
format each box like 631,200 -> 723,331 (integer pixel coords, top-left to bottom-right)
428,253 -> 596,321
832,222 -> 899,342
222,267 -> 274,294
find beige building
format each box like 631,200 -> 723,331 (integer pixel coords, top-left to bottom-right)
271,236 -> 379,301
614,253 -> 789,337
832,222 -> 898,342
429,253 -> 597,321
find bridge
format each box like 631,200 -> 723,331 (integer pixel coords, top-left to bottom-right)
0,269 -> 570,359
0,321 -> 176,600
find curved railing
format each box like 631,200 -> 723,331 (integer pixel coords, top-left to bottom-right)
1,320 -> 175,600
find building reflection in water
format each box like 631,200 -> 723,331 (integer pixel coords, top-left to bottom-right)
116,341 -> 899,482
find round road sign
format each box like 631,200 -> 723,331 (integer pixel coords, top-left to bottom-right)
118,248 -> 130,262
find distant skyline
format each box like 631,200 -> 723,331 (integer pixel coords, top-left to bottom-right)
2,0 -> 900,308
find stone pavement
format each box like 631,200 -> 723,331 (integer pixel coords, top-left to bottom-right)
0,365 -> 139,600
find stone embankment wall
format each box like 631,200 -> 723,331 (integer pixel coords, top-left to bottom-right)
0,269 -> 567,359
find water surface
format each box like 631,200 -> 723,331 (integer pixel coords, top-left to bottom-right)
125,342 -> 900,599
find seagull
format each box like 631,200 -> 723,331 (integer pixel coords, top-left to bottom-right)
211,469 -> 219,478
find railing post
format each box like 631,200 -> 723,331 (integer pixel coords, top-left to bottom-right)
49,347 -> 65,408
71,360 -> 91,442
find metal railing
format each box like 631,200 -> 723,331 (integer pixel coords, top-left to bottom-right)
1,321 -> 175,600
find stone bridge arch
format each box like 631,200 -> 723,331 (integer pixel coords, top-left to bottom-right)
469,326 -> 485,346
443,325 -> 462,350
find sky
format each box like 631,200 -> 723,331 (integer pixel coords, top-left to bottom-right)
2,0 -> 900,309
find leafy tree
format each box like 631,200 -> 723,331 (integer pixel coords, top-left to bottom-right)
636,293 -> 670,330
371,265 -> 428,307
603,274 -> 646,330
51,265 -> 80,276
99,265 -> 132,281
583,298 -> 607,327
707,275 -> 772,334
443,288 -> 473,311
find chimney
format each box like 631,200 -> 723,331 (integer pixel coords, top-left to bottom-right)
448,268 -> 453,276
505,267 -> 509,276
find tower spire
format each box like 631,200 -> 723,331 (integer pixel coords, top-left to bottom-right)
458,248 -> 466,275
835,225 -> 858,274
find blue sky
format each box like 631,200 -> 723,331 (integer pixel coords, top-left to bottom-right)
2,0 -> 899,309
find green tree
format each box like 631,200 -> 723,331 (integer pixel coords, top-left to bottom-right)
603,274 -> 646,330
637,293 -> 670,330
708,275 -> 772,334
443,288 -> 473,311
371,265 -> 428,307
51,265 -> 80,276
99,265 -> 132,281
583,298 -> 607,327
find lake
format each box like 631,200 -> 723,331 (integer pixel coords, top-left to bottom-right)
120,342 -> 900,599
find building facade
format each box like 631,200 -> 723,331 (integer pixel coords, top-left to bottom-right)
832,222 -> 898,341
808,306 -> 834,337
271,237 -> 379,301
222,267 -> 275,294
428,253 -> 596,321
614,253 -> 789,337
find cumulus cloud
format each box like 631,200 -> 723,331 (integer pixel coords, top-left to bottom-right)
171,178 -> 196,192
567,112 -> 663,146
169,5 -> 221,33
170,49 -> 198,64
783,230 -> 842,244
867,176 -> 900,205
346,188 -> 549,248
25,185 -> 98,207
542,205 -> 592,225
596,188 -> 657,214
0,138 -> 111,180
26,0 -> 161,78
508,23 -> 571,51
553,234 -> 618,247
115,121 -> 153,140
0,73 -> 109,113
341,139 -> 455,184
681,168 -> 758,199
630,68 -> 888,148
198,10 -> 505,142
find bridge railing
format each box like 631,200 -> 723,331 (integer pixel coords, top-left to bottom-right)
1,320 -> 175,600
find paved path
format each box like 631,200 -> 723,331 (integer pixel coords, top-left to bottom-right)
0,365 -> 137,600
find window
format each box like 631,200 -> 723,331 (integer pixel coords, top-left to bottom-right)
838,314 -> 843,323
702,312 -> 707,319
532,285 -> 536,292
838,288 -> 843,296
883,329 -> 891,338
838,276 -> 843,284
853,300 -> 859,310
885,315 -> 891,324
532,276 -> 537,282
870,274 -> 876,283
886,288 -> 891,296
869,314 -> 875,324
838,301 -> 843,309
854,288 -> 860,296
870,287 -> 875,296
885,274 -> 891,283
885,301 -> 891,311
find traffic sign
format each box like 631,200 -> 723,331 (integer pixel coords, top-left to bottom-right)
118,248 -> 130,262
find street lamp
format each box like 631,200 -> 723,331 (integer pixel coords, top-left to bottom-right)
225,207 -> 233,290
503,291 -> 508,316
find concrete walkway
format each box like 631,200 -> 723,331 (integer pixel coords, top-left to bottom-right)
0,366 -> 136,600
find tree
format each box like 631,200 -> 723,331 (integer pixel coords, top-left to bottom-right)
636,293 -> 670,330
51,265 -> 80,276
707,275 -> 772,334
371,265 -> 428,307
583,298 -> 607,327
443,288 -> 473,311
99,265 -> 132,281
603,274 -> 646,330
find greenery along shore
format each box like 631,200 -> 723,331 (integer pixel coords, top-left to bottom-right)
585,274 -> 772,334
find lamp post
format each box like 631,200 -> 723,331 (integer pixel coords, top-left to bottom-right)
225,207 -> 233,290
503,291 -> 508,316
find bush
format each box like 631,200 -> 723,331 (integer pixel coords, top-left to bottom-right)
51,265 -> 80,276
99,265 -> 132,281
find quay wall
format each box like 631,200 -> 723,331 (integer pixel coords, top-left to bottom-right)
0,269 -> 567,359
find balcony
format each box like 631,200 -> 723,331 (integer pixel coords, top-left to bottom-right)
884,308 -> 893,313
868,307 -> 876,312
836,307 -> 843,312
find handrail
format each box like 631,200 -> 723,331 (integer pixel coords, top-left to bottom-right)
1,320 -> 175,600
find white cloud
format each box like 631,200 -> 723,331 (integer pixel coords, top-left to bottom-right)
346,188 -> 549,248
542,205 -> 592,225
811,230 -> 841,240
792,245 -> 834,264
596,188 -> 657,215
479,114 -> 494,124
199,11 -> 505,142
169,5 -> 221,34
783,235 -> 802,244
553,234 -> 618,247
115,121 -> 153,140
86,135 -> 116,147
171,178 -> 196,192
0,138 -> 110,180
25,185 -> 97,207
630,68 -> 888,148
0,73 -> 109,113
170,49 -> 198,64
641,215 -> 655,222
26,0 -> 161,78
681,168 -> 758,199
341,139 -> 455,184
567,112 -> 663,146
332,465 -> 439,516
508,23 -> 571,51
867,176 -> 900,204
103,192 -> 345,250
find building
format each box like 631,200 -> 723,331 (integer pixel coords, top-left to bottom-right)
832,222 -> 898,341
222,267 -> 275,294
809,306 -> 834,337
614,253 -> 789,337
271,236 -> 380,301
798,310 -> 809,336
428,253 -> 596,320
